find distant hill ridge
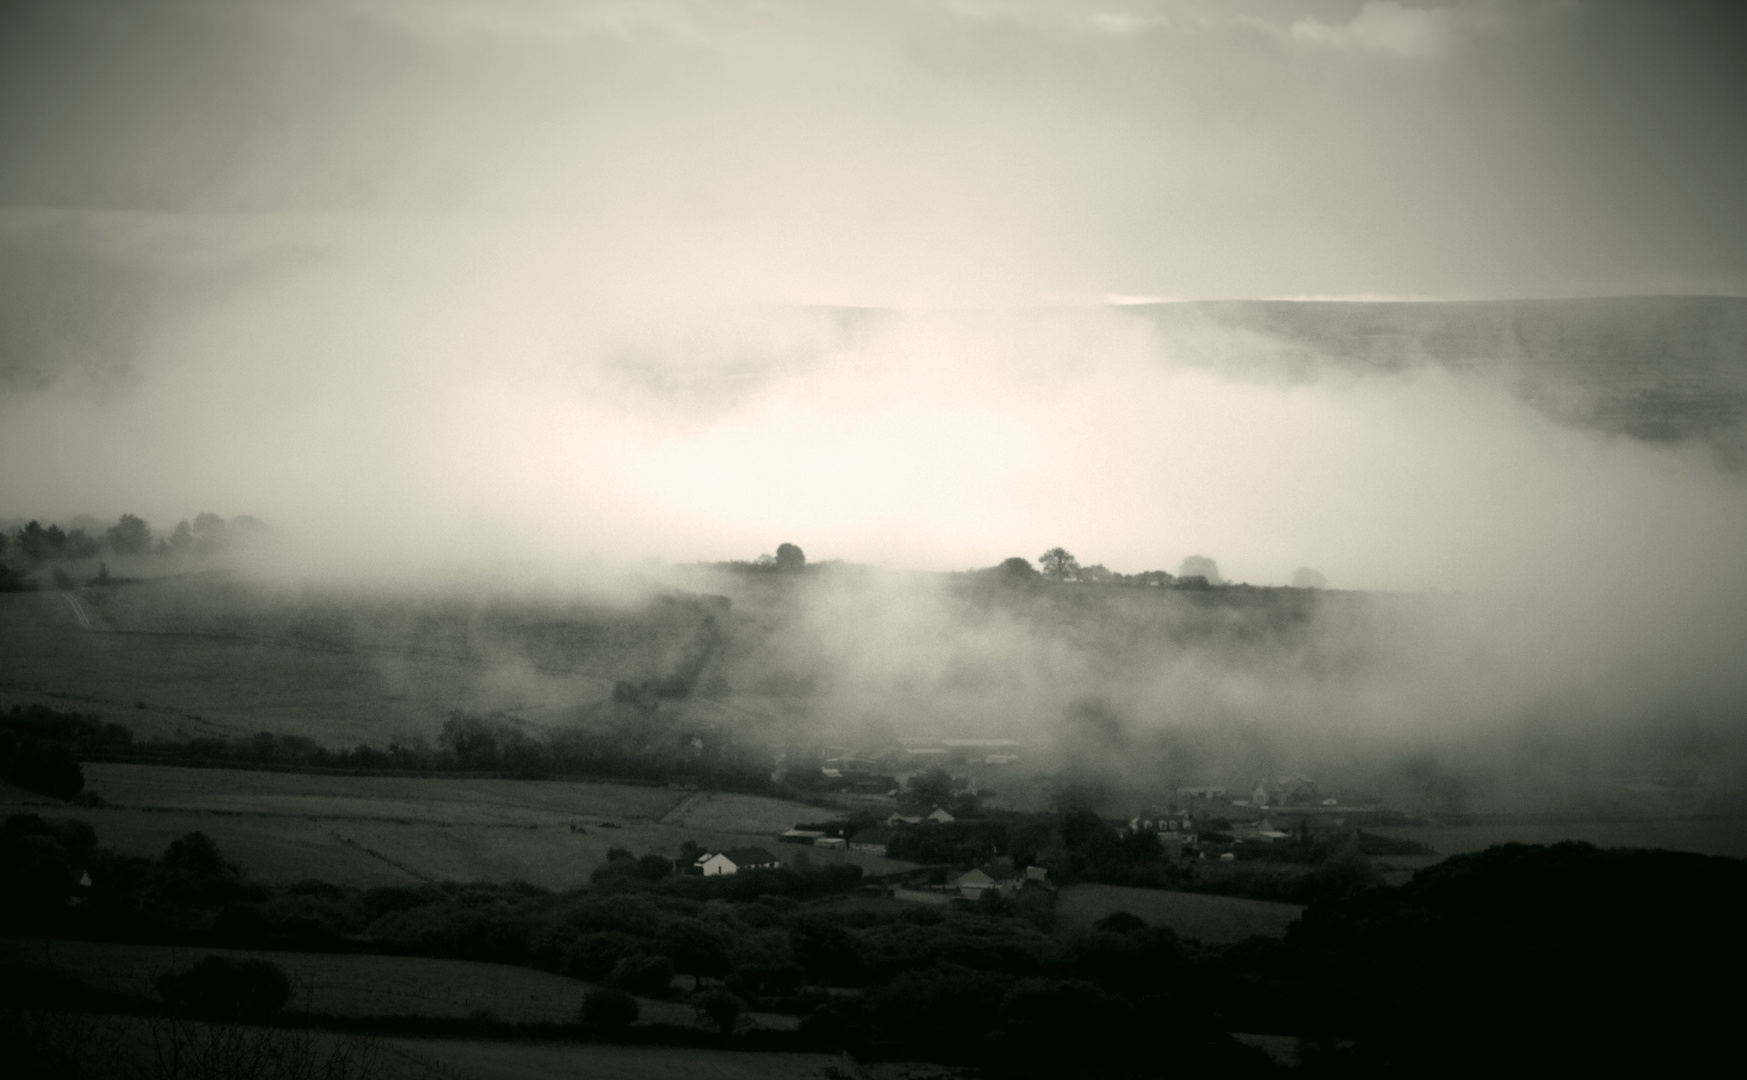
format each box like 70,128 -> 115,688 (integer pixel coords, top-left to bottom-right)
1126,295 -> 1747,453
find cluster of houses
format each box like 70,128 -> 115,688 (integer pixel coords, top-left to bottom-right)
1123,776 -> 1366,858
778,806 -> 959,858
799,738 -> 1023,792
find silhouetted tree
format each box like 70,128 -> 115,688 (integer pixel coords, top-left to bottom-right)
774,543 -> 805,571
1038,547 -> 1079,580
906,767 -> 955,808
1291,566 -> 1327,589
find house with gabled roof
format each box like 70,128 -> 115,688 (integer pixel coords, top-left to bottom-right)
953,856 -> 1021,899
695,846 -> 782,876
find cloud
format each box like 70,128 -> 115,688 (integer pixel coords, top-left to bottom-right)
1089,11 -> 1169,36
1291,2 -> 1458,58
1285,0 -> 1578,58
343,0 -> 707,41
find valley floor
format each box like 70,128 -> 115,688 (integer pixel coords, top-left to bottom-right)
0,762 -> 916,888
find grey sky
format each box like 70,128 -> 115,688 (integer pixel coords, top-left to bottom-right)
2,0 -> 1744,300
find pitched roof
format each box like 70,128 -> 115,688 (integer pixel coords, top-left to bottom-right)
725,846 -> 778,865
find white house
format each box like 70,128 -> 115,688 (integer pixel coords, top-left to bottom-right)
927,807 -> 956,824
695,846 -> 782,876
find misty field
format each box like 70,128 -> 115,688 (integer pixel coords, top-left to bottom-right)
0,577 -> 697,745
2,763 -> 909,887
1054,884 -> 1304,944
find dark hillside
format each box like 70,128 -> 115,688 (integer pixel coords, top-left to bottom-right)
1286,841 -> 1747,1071
1132,296 -> 1747,454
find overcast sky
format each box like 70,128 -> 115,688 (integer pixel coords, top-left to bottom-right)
4,1 -> 1747,588
2,0 -> 1745,301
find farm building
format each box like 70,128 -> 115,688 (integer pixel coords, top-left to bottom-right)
694,847 -> 782,876
814,836 -> 846,849
927,807 -> 956,824
780,829 -> 827,844
849,828 -> 896,856
1252,775 -> 1319,807
954,857 -> 1022,899
886,812 -> 925,827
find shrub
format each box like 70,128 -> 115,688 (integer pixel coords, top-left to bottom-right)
579,987 -> 639,1034
156,956 -> 291,1021
695,988 -> 745,1036
3,739 -> 84,799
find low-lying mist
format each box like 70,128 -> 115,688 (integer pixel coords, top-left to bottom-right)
4,218 -> 1745,812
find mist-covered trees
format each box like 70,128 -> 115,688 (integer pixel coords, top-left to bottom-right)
10,521 -> 100,563
1177,554 -> 1222,585
1,513 -> 266,589
105,514 -> 152,556
774,543 -> 805,571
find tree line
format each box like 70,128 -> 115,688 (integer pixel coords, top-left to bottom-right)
0,512 -> 267,591
1,703 -> 775,794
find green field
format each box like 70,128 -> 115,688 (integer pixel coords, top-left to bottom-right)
2,763 -> 912,888
382,1038 -> 952,1080
0,937 -> 802,1032
1054,884 -> 1304,944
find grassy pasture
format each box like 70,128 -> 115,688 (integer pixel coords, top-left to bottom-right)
1054,883 -> 1304,944
383,1039 -> 863,1080
3,763 -> 910,887
78,763 -> 684,823
0,938 -> 804,1033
